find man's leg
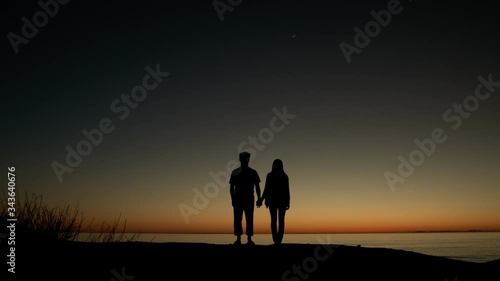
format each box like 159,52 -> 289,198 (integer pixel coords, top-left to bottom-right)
244,202 -> 255,244
233,205 -> 243,244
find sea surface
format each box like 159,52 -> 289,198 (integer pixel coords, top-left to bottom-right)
78,232 -> 500,263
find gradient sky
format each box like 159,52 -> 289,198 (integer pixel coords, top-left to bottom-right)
3,0 -> 500,234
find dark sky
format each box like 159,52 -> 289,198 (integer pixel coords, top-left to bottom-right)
2,0 -> 500,233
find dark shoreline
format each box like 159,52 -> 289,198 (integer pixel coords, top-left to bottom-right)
10,240 -> 500,281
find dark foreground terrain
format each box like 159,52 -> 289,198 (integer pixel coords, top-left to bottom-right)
8,239 -> 500,281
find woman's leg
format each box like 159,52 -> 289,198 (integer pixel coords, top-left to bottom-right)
277,208 -> 287,243
269,207 -> 278,243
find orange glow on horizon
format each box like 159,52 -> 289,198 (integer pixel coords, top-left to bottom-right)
118,219 -> 500,234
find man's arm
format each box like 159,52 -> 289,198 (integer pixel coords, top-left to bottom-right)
230,183 -> 235,207
255,182 -> 262,208
255,182 -> 261,201
255,170 -> 262,201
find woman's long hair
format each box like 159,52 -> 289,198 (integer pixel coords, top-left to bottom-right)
271,159 -> 284,174
264,159 -> 289,208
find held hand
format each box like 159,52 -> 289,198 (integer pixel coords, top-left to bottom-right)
256,199 -> 262,208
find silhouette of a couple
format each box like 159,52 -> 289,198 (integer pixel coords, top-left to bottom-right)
229,151 -> 290,245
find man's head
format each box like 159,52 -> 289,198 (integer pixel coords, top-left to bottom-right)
239,151 -> 251,167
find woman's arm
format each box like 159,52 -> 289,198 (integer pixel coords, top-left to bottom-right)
261,173 -> 271,206
285,175 -> 290,209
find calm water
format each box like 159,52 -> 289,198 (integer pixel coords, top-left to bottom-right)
80,232 -> 500,263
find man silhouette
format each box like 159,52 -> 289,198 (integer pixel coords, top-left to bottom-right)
230,151 -> 261,245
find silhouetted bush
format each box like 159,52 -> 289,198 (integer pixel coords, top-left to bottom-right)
0,191 -> 139,242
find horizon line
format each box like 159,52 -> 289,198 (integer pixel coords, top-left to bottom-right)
80,230 -> 500,234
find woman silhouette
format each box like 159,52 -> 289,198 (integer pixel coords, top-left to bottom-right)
258,159 -> 290,245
